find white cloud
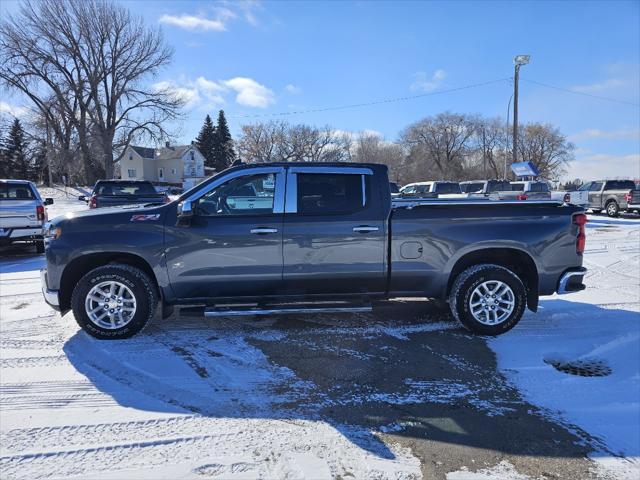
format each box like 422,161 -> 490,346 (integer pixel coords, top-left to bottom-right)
223,77 -> 275,108
571,78 -> 627,94
410,69 -> 446,92
159,8 -> 236,32
155,76 -> 274,109
285,84 -> 301,94
0,101 -> 29,118
564,153 -> 640,181
570,128 -> 640,142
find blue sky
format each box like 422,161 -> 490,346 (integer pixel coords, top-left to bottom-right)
1,0 -> 639,180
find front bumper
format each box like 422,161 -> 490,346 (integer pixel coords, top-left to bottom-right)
40,269 -> 61,310
557,267 -> 587,294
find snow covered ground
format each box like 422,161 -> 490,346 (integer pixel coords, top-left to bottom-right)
489,214 -> 640,479
0,199 -> 638,479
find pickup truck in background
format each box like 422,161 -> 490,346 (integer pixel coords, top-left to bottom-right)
580,179 -> 636,217
551,189 -> 589,207
1,179 -> 53,253
459,180 -> 514,199
398,181 -> 465,198
509,181 -> 552,201
41,162 -> 587,339
81,180 -> 168,209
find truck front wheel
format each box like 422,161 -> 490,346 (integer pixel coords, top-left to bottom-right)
71,264 -> 158,339
449,264 -> 526,335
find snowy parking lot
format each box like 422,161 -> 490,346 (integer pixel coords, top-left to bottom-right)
0,197 -> 638,480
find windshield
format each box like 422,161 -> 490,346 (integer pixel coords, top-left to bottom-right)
95,182 -> 158,195
0,183 -> 36,200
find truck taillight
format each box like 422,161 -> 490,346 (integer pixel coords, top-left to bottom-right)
517,194 -> 528,201
36,204 -> 46,222
89,195 -> 97,209
563,193 -> 571,203
573,213 -> 587,254
624,191 -> 632,202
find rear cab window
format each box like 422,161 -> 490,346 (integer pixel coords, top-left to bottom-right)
487,181 -> 512,193
605,180 -> 636,190
0,183 -> 36,200
462,182 -> 485,193
95,182 -> 157,195
296,173 -> 368,214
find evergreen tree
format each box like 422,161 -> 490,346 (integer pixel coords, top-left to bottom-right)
195,114 -> 216,169
0,123 -> 8,179
5,119 -> 29,179
212,110 -> 236,171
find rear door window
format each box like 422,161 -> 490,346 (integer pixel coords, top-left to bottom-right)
0,183 -> 36,200
590,182 -> 603,191
297,173 -> 367,214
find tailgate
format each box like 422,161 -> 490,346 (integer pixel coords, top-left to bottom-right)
0,200 -> 40,228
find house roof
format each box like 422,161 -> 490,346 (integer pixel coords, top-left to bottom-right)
129,144 -> 197,161
131,146 -> 155,159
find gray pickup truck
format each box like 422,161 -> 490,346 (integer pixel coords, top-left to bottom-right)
82,180 -> 168,209
1,179 -> 53,253
41,162 -> 587,339
580,179 -> 636,217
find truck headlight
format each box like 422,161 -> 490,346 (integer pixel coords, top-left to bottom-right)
44,223 -> 62,242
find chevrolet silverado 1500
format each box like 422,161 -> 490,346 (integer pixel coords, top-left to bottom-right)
41,163 -> 587,339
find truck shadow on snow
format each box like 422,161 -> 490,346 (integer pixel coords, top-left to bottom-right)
62,299 -> 626,470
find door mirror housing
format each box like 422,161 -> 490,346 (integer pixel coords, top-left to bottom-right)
44,198 -> 54,205
78,195 -> 86,202
177,199 -> 195,226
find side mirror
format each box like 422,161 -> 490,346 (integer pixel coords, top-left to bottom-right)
78,195 -> 86,202
178,200 -> 194,220
44,198 -> 54,205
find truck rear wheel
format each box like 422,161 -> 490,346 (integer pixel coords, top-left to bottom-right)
605,201 -> 619,217
449,264 -> 526,335
71,264 -> 158,339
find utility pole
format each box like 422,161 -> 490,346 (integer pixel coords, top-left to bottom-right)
512,55 -> 530,176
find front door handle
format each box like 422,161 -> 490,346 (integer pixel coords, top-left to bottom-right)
353,226 -> 379,233
250,227 -> 278,234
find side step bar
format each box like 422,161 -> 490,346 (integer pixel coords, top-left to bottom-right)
203,303 -> 372,317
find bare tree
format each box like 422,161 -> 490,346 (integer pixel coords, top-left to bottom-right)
516,123 -> 574,179
473,117 -> 507,179
401,112 -> 478,179
0,0 -> 182,181
237,121 -> 352,163
352,132 -> 405,183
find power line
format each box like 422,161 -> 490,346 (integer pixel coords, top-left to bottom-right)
229,77 -> 510,119
522,78 -> 640,107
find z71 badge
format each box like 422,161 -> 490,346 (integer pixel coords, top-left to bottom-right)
130,214 -> 160,222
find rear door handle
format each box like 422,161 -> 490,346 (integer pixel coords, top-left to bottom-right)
353,226 -> 379,233
250,227 -> 278,234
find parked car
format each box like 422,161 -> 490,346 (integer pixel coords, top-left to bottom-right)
579,179 -> 636,217
0,179 -> 53,253
41,162 -> 587,339
509,181 -> 552,200
625,186 -> 640,214
459,180 -> 513,199
399,181 -> 464,198
81,180 -> 168,209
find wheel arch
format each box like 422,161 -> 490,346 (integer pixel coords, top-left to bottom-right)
445,247 -> 539,312
59,252 -> 159,313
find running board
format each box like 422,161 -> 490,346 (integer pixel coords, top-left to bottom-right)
203,303 -> 372,317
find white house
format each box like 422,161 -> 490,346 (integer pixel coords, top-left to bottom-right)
120,142 -> 207,189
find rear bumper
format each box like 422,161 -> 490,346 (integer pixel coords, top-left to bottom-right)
40,269 -> 61,310
627,203 -> 640,210
557,267 -> 587,294
0,227 -> 42,243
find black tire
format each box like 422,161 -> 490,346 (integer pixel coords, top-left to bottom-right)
71,264 -> 158,339
449,264 -> 526,335
35,240 -> 45,254
605,201 -> 619,217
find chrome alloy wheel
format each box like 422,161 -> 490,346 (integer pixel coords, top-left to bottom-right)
469,280 -> 515,325
84,281 -> 137,329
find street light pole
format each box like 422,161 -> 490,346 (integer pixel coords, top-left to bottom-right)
512,55 -> 530,176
